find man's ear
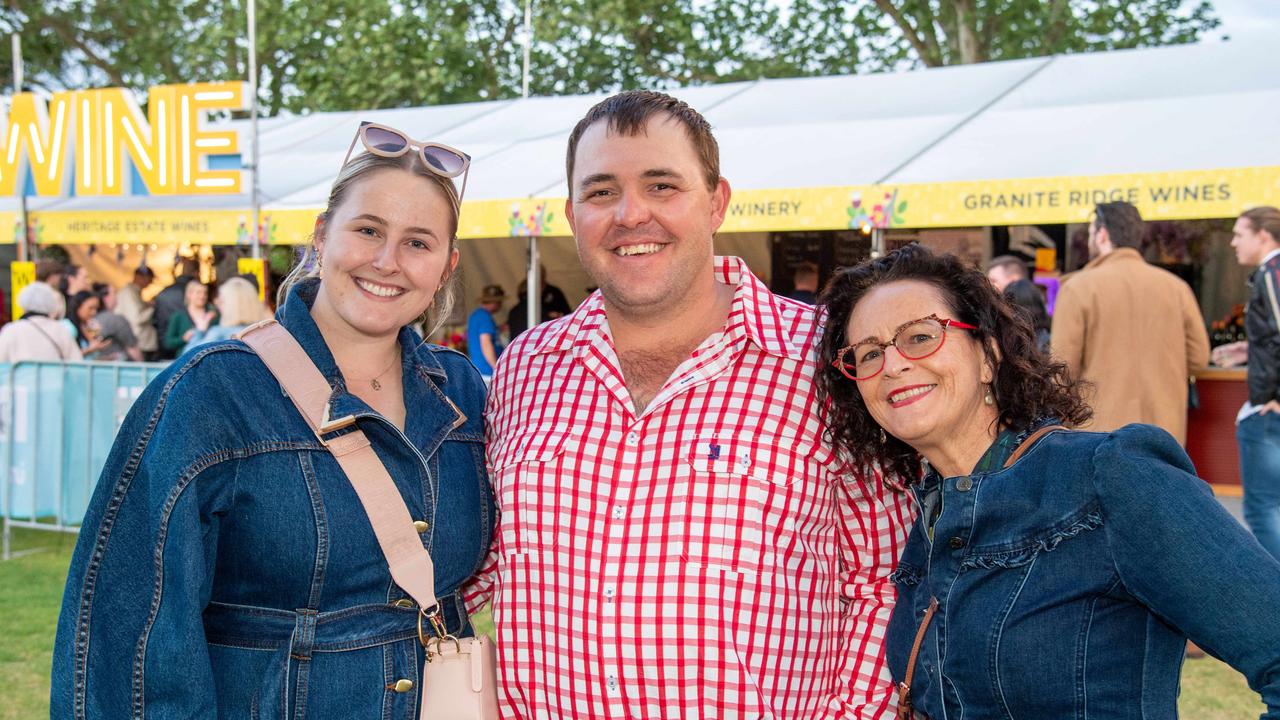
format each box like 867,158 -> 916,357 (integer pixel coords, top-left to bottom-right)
564,197 -> 576,238
709,177 -> 732,232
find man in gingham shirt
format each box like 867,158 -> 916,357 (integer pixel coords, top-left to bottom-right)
466,91 -> 913,719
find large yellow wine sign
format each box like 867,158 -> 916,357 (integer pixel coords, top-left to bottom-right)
2,81 -> 246,196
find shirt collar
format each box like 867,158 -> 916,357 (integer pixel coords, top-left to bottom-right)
527,256 -> 808,362
1085,246 -> 1143,270
1261,248 -> 1280,268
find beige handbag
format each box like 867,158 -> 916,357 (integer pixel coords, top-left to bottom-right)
239,320 -> 499,720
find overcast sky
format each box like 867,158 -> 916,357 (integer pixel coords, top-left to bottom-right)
1208,0 -> 1280,40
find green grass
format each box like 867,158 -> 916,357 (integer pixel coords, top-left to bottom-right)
0,527 -> 79,720
1,525 -> 1265,719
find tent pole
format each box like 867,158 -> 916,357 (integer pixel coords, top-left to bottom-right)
527,237 -> 540,332
11,30 -> 27,263
248,0 -> 262,260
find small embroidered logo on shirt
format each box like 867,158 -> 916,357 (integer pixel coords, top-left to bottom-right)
708,443 -> 722,460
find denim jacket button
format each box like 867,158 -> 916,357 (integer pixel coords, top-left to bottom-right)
948,536 -> 966,549
393,598 -> 415,609
956,477 -> 973,491
413,520 -> 430,533
392,679 -> 415,693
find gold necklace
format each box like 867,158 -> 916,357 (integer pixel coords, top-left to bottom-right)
347,351 -> 401,391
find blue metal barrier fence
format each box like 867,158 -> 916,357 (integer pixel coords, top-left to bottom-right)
2,360 -> 169,559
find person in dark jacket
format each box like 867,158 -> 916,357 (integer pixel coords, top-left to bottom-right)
151,256 -> 200,359
1002,278 -> 1051,353
1215,205 -> 1280,561
53,122 -> 495,718
815,244 -> 1280,719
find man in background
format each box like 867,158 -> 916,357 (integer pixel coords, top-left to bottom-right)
1051,201 -> 1209,444
786,261 -> 820,304
467,284 -> 505,383
986,254 -> 1029,292
116,266 -> 158,360
507,266 -> 573,339
1214,206 -> 1280,561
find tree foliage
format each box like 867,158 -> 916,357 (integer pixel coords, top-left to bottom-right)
0,0 -> 1220,115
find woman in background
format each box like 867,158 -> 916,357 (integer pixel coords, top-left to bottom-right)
163,280 -> 217,354
183,276 -> 270,353
0,283 -> 80,362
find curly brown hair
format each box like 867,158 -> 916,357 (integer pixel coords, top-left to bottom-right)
815,244 -> 1092,487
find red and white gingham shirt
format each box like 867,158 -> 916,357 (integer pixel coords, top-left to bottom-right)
466,257 -> 913,719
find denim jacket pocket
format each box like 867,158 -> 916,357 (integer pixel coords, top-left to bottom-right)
491,430 -> 571,556
961,502 -> 1104,570
679,436 -> 799,576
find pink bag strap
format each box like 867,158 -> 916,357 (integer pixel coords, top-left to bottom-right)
237,319 -> 440,613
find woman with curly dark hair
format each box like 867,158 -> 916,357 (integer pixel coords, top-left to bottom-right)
815,244 -> 1280,719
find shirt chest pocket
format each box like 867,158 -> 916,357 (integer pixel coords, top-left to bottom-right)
679,437 -> 800,577
492,430 -> 570,556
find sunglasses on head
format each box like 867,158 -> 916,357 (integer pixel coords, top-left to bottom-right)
340,121 -> 472,203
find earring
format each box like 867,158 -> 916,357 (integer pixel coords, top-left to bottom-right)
984,386 -> 995,406
879,428 -> 887,444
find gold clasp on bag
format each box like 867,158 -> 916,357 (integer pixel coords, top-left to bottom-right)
417,605 -> 459,662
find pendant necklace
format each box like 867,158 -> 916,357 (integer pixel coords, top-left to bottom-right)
349,351 -> 401,391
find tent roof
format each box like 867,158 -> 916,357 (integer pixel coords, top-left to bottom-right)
27,37 -> 1277,214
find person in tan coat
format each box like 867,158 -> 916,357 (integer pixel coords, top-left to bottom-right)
1051,202 -> 1209,444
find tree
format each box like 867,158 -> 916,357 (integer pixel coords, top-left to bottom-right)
0,0 -> 1221,115
848,0 -> 1220,69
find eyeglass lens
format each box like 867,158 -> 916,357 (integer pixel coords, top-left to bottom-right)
363,125 -> 409,154
849,318 -> 946,378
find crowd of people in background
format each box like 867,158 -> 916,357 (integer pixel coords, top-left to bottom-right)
0,256 -> 269,365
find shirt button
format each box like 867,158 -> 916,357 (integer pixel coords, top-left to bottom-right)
611,505 -> 625,520
626,432 -> 639,446
948,536 -> 966,550
956,477 -> 973,492
392,679 -> 414,693
603,585 -> 615,601
413,520 -> 429,533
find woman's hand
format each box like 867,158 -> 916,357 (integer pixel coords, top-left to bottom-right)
85,337 -> 111,354
192,310 -> 213,332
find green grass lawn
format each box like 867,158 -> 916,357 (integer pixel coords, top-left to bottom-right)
1,526 -> 1265,719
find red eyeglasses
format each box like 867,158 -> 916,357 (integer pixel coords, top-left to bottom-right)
833,313 -> 978,381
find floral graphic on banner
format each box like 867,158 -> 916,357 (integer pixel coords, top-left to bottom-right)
848,189 -> 908,231
236,215 -> 279,245
258,214 -> 278,244
508,202 -> 556,237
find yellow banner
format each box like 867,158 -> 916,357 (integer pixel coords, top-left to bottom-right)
26,209 -> 300,246
10,261 -> 35,319
237,258 -> 266,301
20,166 -> 1280,245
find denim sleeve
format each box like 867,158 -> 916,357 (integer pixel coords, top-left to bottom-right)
52,369 -> 232,719
1093,424 -> 1280,718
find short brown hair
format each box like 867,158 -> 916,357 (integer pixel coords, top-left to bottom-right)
987,255 -> 1028,279
1095,201 -> 1144,249
1240,206 -> 1280,243
565,90 -> 720,193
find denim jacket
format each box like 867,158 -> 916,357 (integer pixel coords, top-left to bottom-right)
886,424 -> 1280,719
52,279 -> 496,719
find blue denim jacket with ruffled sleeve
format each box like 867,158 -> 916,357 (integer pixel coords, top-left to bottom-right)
52,278 -> 496,719
886,423 -> 1280,719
